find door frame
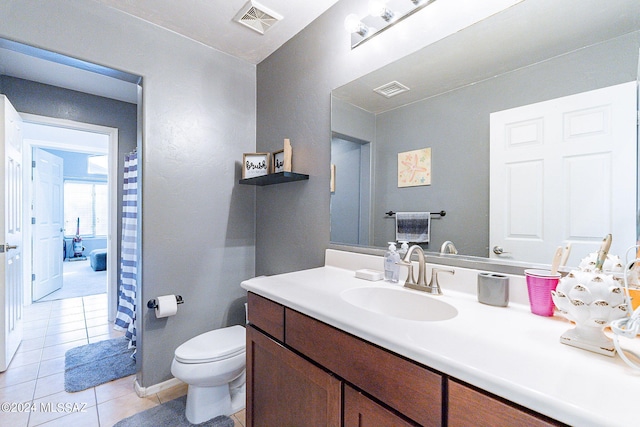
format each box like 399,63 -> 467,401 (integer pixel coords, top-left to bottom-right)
20,114 -> 118,321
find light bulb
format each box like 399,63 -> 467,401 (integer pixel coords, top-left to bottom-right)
343,14 -> 368,36
368,0 -> 394,21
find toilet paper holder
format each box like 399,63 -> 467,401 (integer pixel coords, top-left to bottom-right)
147,295 -> 184,309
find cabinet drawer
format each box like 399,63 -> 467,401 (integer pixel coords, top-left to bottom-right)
448,379 -> 564,427
285,308 -> 442,427
344,384 -> 419,427
247,292 -> 284,342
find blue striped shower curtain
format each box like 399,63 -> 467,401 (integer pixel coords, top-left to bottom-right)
114,151 -> 138,353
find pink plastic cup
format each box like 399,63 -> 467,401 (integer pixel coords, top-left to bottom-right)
524,269 -> 560,316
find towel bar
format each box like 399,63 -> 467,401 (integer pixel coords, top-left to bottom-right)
385,210 -> 446,218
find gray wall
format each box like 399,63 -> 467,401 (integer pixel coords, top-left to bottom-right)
1,0 -> 256,387
331,97 -> 375,142
256,0 -> 640,276
372,32 -> 640,254
255,0 -> 458,276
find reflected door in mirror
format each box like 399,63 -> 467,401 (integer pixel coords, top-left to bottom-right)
330,136 -> 371,245
490,82 -> 637,266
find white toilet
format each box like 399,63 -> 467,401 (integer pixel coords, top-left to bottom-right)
171,325 -> 246,424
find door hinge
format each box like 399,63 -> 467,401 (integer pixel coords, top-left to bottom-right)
32,160 -> 36,168
32,274 -> 36,282
31,217 -> 36,225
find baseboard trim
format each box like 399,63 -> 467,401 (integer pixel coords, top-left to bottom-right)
134,377 -> 183,397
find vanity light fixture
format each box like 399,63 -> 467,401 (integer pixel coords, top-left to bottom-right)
346,0 -> 437,48
344,14 -> 370,37
369,0 -> 395,22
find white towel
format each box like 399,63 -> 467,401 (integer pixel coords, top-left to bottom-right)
396,212 -> 430,243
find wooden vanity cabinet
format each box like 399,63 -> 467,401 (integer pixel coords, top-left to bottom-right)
344,384 -> 419,427
246,293 -> 341,426
448,379 -> 563,427
246,292 -> 564,427
285,308 -> 442,427
246,292 -> 284,341
247,292 -> 441,427
246,325 -> 341,426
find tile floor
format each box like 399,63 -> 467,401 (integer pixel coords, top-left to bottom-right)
0,294 -> 246,426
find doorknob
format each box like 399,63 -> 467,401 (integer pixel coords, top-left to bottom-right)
0,243 -> 18,253
493,246 -> 510,255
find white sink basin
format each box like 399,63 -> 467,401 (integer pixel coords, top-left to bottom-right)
340,286 -> 458,321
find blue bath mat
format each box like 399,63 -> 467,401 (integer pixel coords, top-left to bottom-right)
64,337 -> 135,392
112,395 -> 235,427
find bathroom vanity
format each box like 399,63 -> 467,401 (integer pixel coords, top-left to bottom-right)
242,250 -> 640,426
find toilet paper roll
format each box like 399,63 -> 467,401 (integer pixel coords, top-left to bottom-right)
155,295 -> 178,318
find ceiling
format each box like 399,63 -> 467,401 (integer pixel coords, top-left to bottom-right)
5,0 -> 635,109
0,0 -> 341,104
93,0 -> 342,65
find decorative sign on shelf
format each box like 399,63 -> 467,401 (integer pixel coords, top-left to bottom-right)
243,139 -> 293,179
398,147 -> 431,188
242,153 -> 270,179
273,138 -> 293,173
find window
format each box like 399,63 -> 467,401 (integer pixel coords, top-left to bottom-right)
64,181 -> 108,237
88,155 -> 108,175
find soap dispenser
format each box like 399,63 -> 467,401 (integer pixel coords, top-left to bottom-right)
384,242 -> 401,283
398,241 -> 409,258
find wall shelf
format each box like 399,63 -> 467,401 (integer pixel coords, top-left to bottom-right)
239,171 -> 309,186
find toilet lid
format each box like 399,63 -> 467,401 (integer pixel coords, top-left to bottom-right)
174,325 -> 245,364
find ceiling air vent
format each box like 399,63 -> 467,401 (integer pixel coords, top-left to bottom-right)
233,0 -> 282,35
373,81 -> 410,98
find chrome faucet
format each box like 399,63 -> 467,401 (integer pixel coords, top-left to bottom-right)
440,240 -> 458,255
397,245 -> 427,288
397,244 -> 455,295
426,267 -> 455,295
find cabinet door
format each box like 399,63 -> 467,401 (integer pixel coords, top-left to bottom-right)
448,380 -> 563,427
246,325 -> 341,427
344,384 -> 418,427
286,308 -> 442,426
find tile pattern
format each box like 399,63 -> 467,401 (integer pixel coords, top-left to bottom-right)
0,294 -> 246,426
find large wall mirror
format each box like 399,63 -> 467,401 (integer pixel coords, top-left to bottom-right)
330,0 -> 640,268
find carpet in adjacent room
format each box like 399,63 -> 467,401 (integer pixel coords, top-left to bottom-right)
64,337 -> 136,392
112,396 -> 235,427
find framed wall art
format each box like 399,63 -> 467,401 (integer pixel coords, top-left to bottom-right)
242,153 -> 270,179
398,147 -> 431,188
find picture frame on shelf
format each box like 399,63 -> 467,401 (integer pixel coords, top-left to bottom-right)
272,149 -> 285,173
242,153 -> 270,179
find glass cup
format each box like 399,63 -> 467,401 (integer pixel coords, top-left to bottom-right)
525,269 -> 561,316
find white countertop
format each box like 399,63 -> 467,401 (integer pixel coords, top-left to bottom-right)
241,250 -> 640,426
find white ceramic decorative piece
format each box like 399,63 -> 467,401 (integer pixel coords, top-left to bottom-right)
551,269 -> 629,356
578,252 -> 624,273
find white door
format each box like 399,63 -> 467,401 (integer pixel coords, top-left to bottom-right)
32,148 -> 64,301
490,82 -> 637,266
0,95 -> 24,371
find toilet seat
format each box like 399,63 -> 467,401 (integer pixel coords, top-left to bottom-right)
175,325 -> 245,364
